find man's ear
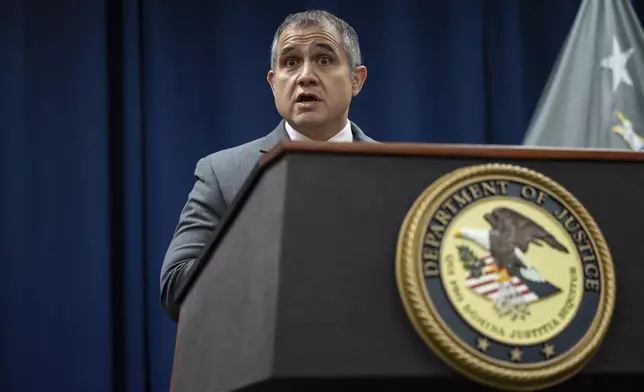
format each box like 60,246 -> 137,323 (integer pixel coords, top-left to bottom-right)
267,70 -> 276,96
351,66 -> 367,97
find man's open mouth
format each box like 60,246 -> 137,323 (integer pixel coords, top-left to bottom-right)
296,93 -> 321,103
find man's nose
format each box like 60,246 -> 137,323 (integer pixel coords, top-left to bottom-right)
297,61 -> 318,86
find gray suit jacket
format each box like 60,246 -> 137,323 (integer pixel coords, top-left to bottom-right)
160,119 -> 376,321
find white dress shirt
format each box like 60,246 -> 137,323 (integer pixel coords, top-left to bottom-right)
285,120 -> 353,142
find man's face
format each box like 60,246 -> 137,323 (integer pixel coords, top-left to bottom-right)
267,24 -> 366,135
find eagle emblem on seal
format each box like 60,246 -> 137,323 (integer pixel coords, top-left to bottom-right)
455,207 -> 569,320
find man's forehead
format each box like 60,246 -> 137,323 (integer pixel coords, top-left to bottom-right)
277,24 -> 341,52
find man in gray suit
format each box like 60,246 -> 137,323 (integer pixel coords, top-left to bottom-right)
160,10 -> 376,321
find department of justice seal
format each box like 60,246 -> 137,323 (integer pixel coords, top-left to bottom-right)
395,164 -> 615,391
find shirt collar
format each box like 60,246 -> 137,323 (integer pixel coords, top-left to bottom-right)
285,120 -> 353,142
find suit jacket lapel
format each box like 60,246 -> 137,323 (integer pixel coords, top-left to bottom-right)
258,120 -> 289,153
350,121 -> 377,143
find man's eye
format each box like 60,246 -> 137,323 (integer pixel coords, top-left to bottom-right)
318,56 -> 331,65
284,58 -> 297,67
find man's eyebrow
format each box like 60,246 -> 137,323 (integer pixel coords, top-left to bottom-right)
312,43 -> 336,53
279,46 -> 297,57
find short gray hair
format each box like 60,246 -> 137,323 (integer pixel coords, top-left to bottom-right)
269,10 -> 362,70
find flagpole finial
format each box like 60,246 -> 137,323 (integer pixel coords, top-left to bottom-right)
611,110 -> 644,151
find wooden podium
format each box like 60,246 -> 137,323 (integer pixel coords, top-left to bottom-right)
169,142 -> 644,391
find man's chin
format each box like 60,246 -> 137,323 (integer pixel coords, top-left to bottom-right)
290,113 -> 326,127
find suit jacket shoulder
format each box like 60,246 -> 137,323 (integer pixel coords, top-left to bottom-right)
201,138 -> 263,205
200,126 -> 284,205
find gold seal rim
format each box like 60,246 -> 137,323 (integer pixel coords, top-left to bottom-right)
395,163 -> 615,391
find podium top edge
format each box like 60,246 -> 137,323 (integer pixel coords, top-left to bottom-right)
175,139 -> 641,309
259,141 -> 644,166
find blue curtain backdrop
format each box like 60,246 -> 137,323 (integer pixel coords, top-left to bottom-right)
3,0 -> 643,391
